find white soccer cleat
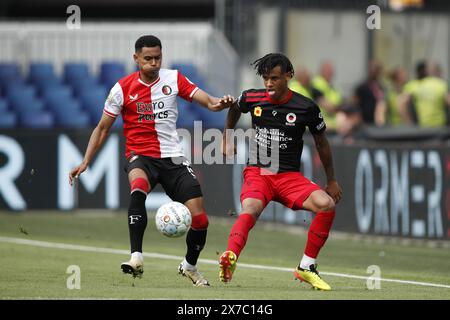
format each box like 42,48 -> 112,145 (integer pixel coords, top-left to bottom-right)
121,257 -> 144,279
178,262 -> 210,287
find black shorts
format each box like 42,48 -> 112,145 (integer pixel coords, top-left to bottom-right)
124,155 -> 202,204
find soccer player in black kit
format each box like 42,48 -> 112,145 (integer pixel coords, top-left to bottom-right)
219,53 -> 342,290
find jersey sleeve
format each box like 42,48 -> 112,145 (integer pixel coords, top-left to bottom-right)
177,71 -> 199,102
103,82 -> 124,118
236,90 -> 250,113
307,101 -> 326,135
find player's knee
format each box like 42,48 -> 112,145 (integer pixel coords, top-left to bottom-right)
314,195 -> 335,212
242,203 -> 264,219
191,212 -> 209,230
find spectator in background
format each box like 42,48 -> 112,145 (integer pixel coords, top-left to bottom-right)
335,99 -> 363,144
289,66 -> 323,101
428,61 -> 443,78
312,61 -> 343,131
376,67 -> 408,127
353,60 -> 386,126
399,61 -> 450,127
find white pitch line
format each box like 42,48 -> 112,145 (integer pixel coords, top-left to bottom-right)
1,236 -> 449,290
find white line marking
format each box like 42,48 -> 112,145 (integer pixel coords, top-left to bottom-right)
1,236 -> 449,289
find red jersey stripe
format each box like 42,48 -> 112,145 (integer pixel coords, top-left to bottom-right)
246,98 -> 269,102
245,92 -> 266,97
103,108 -> 118,118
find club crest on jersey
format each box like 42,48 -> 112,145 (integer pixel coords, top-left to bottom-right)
286,113 -> 296,125
254,106 -> 262,117
162,85 -> 172,95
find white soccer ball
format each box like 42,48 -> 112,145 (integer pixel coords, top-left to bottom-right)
155,202 -> 192,238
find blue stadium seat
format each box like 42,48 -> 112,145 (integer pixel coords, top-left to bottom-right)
194,104 -> 227,128
63,62 -> 90,84
0,63 -> 23,90
46,98 -> 82,116
176,98 -> 201,128
0,111 -> 18,128
0,98 -> 10,112
171,63 -> 199,79
71,78 -> 103,97
43,87 -> 74,114
6,85 -> 38,102
20,111 -> 54,129
34,78 -> 62,94
10,98 -> 45,114
79,89 -> 108,125
42,85 -> 72,100
53,106 -> 91,128
29,63 -> 59,84
112,115 -> 123,129
99,62 -> 126,89
6,85 -> 43,114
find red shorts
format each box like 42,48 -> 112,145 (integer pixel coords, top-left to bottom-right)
240,166 -> 322,210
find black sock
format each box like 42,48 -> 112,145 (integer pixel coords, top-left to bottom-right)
128,192 -> 147,253
185,228 -> 207,266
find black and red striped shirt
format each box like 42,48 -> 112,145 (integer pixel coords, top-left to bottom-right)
237,88 -> 326,173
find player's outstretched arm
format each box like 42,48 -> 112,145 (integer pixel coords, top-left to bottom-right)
313,132 -> 343,204
192,89 -> 235,112
69,113 -> 115,186
222,102 -> 241,158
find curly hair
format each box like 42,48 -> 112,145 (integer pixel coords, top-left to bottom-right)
251,53 -> 294,77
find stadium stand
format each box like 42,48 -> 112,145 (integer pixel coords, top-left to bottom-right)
0,59 -> 222,129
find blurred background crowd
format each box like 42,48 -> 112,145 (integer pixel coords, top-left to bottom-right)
0,0 -> 449,143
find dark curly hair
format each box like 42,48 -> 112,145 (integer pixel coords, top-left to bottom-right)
252,53 -> 294,77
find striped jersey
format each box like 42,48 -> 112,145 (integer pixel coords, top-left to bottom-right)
237,88 -> 326,172
104,69 -> 199,159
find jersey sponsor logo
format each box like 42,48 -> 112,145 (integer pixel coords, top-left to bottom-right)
254,106 -> 262,117
136,101 -> 165,113
137,111 -> 169,122
162,85 -> 172,95
286,113 -> 296,126
129,94 -> 138,101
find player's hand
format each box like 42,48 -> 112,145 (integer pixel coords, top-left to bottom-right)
69,163 -> 88,186
326,180 -> 342,204
211,95 -> 235,111
221,132 -> 236,159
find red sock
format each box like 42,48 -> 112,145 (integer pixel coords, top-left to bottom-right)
227,213 -> 256,258
304,211 -> 335,258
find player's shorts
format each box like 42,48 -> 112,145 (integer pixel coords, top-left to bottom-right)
124,155 -> 202,204
240,166 -> 322,210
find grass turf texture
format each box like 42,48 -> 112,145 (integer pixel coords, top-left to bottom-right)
0,211 -> 449,300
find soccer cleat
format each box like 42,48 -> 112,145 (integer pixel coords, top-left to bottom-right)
219,250 -> 237,283
294,264 -> 331,291
178,263 -> 210,287
121,257 -> 144,279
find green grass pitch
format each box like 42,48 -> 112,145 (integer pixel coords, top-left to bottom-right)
0,211 -> 449,300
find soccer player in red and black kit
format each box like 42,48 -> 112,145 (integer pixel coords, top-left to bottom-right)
219,53 -> 342,290
69,35 -> 234,287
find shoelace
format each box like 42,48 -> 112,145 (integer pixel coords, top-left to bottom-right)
308,265 -> 323,278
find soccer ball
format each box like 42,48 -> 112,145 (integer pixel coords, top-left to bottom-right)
155,202 -> 192,238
